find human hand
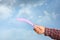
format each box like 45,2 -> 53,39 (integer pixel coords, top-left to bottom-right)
33,25 -> 45,34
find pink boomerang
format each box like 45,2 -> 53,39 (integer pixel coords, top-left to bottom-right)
17,18 -> 34,28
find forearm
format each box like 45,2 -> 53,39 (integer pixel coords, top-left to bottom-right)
44,28 -> 60,40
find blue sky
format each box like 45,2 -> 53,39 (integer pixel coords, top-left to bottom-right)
0,0 -> 60,40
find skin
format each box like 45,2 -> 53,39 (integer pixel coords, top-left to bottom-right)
33,25 -> 45,34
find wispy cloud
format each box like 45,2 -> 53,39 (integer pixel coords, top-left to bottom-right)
0,0 -> 16,7
16,6 -> 32,17
52,12 -> 58,19
0,28 -> 16,40
0,5 -> 12,20
37,11 -> 58,23
0,0 -> 46,8
19,0 -> 46,8
32,1 -> 45,7
0,28 -> 39,40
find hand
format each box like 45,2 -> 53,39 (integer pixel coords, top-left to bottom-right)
33,25 -> 45,34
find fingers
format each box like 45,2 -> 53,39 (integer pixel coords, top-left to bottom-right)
34,29 -> 40,34
33,24 -> 45,34
34,26 -> 41,34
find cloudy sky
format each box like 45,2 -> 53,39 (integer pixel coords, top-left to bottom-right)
0,0 -> 60,40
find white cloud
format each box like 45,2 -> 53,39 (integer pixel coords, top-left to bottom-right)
0,0 -> 16,7
29,16 -> 34,19
38,16 -> 42,18
0,0 -> 46,8
37,15 -> 51,23
0,28 -> 16,40
9,0 -> 16,6
0,5 -> 12,20
32,1 -> 45,7
0,28 -> 38,40
37,11 -> 52,23
19,4 -> 25,7
16,7 -> 32,17
37,11 -> 59,24
43,11 -> 58,20
44,11 -> 50,16
18,0 -> 45,8
52,12 -> 57,19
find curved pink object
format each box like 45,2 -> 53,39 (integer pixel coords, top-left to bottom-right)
17,18 -> 34,27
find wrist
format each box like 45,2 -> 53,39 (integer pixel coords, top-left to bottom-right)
43,27 -> 45,34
